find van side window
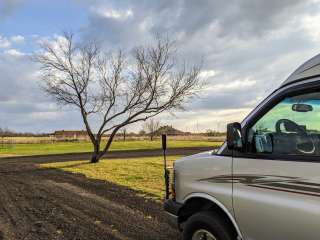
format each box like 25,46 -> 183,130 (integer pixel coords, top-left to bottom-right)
248,92 -> 320,156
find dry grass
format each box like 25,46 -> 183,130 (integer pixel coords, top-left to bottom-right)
0,136 -> 55,144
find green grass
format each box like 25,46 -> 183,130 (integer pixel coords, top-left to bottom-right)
40,156 -> 181,200
0,140 -> 222,157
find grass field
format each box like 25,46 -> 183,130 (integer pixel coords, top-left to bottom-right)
41,156 -> 181,200
0,140 -> 222,157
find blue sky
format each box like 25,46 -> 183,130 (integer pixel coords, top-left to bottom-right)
0,0 -> 87,52
1,0 -> 320,133
1,1 -> 86,33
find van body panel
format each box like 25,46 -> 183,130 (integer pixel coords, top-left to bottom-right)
233,157 -> 320,240
175,153 -> 234,214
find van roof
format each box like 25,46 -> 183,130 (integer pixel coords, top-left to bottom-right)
281,53 -> 320,87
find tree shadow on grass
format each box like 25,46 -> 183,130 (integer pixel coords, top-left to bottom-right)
37,167 -> 181,239
38,166 -> 168,222
50,166 -> 159,198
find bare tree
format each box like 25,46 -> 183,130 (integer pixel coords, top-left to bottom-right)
34,32 -> 202,163
121,128 -> 127,141
143,119 -> 160,141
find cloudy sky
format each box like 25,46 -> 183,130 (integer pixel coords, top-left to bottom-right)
1,0 -> 320,133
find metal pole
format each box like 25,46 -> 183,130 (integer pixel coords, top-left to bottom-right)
162,134 -> 169,199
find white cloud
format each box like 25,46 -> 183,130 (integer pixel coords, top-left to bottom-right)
205,79 -> 256,92
301,13 -> 320,42
10,35 -> 24,44
0,35 -> 25,50
4,48 -> 25,57
199,70 -> 217,79
0,36 -> 11,48
30,112 -> 63,120
91,6 -> 133,20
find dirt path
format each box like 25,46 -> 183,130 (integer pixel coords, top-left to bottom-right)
0,148 -> 214,240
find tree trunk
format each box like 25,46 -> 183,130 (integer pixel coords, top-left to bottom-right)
91,142 -> 101,163
91,153 -> 100,163
96,127 -> 119,163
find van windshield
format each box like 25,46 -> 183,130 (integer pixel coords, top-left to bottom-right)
249,92 -> 320,155
254,98 -> 320,134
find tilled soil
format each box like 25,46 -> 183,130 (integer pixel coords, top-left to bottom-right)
0,148 -> 208,240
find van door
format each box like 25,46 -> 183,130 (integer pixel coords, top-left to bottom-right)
233,91 -> 320,240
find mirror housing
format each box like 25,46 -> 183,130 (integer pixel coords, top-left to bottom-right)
292,103 -> 313,112
227,122 -> 243,150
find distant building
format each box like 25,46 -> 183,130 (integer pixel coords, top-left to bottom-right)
53,130 -> 89,141
155,125 -> 189,136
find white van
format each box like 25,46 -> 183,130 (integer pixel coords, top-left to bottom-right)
164,53 -> 320,240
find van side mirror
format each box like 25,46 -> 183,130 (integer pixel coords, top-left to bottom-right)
227,122 -> 243,150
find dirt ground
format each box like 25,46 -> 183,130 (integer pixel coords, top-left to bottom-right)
0,148 -> 213,240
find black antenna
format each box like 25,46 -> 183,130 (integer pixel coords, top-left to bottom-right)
162,134 -> 169,199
